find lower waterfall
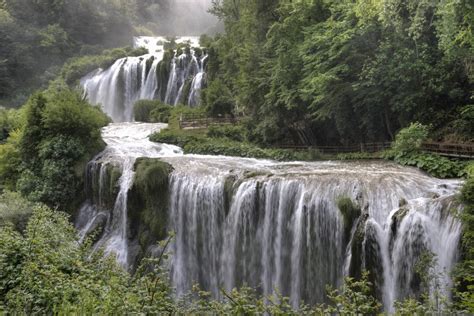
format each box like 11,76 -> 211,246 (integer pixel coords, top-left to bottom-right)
77,123 -> 463,312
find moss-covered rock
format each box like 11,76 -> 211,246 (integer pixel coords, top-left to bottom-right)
337,196 -> 362,243
127,158 -> 173,267
390,206 -> 409,245
156,50 -> 173,100
145,56 -> 155,78
223,174 -> 237,216
348,210 -> 369,279
87,162 -> 121,211
178,77 -> 193,105
364,221 -> 385,303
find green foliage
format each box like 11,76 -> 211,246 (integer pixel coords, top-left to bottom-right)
0,108 -> 23,142
207,124 -> 246,142
0,130 -> 21,190
151,128 -> 321,162
204,0 -> 472,146
337,197 -> 361,238
0,89 -> 108,211
0,0 -> 168,105
336,152 -> 378,160
391,122 -> 430,155
0,191 -> 35,232
0,205 -> 135,314
324,272 -> 382,314
384,122 -> 467,178
127,158 -> 173,263
454,171 -> 474,313
133,99 -> 173,123
201,80 -> 234,116
61,46 -> 147,85
387,152 -> 467,179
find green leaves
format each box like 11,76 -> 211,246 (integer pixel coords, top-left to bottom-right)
0,89 -> 108,211
392,122 -> 430,155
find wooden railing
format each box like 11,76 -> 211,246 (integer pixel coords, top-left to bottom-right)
275,141 -> 474,158
421,142 -> 474,158
274,142 -> 392,154
178,116 -> 474,158
179,114 -> 240,129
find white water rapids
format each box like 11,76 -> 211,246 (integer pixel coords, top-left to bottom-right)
76,122 -> 464,312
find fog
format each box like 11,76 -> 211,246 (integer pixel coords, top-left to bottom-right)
153,0 -> 222,35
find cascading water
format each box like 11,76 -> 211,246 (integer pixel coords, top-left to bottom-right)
77,122 -> 464,312
76,34 -> 464,313
162,156 -> 463,311
76,123 -> 182,266
164,51 -> 206,106
80,36 -> 207,122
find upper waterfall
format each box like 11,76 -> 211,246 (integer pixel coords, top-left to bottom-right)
81,36 -> 207,122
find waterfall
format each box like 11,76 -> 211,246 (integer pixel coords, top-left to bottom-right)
81,36 -> 207,122
161,156 -> 463,311
77,122 -> 464,312
76,123 -> 182,266
164,51 -> 206,106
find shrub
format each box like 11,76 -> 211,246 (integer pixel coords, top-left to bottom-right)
9,89 -> 108,211
0,206 -> 134,314
134,100 -> 159,122
201,80 -> 234,117
151,128 -> 322,162
391,122 -> 430,155
134,100 -> 173,123
385,122 -> 467,179
336,152 -> 376,160
0,191 -> 35,232
150,104 -> 173,123
386,152 -> 467,178
0,130 -> 21,190
207,125 -> 246,142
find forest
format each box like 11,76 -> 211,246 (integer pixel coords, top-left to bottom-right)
200,0 -> 473,146
0,0 -> 473,314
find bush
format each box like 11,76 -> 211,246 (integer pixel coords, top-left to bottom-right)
150,104 -> 173,123
207,125 -> 246,142
201,80 -> 234,117
336,152 -> 377,160
385,151 -> 467,178
0,205 -> 135,314
5,89 -> 109,211
0,191 -> 35,232
385,122 -> 467,178
0,108 -> 23,142
391,122 -> 430,155
133,100 -> 173,123
0,130 -> 21,190
134,100 -> 159,122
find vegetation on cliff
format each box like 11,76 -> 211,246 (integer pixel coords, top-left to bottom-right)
0,88 -> 109,211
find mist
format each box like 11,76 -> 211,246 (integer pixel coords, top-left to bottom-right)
152,0 -> 222,36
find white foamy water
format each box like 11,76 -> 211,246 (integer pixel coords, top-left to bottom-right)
76,123 -> 463,312
81,36 -> 206,122
77,123 -> 181,266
